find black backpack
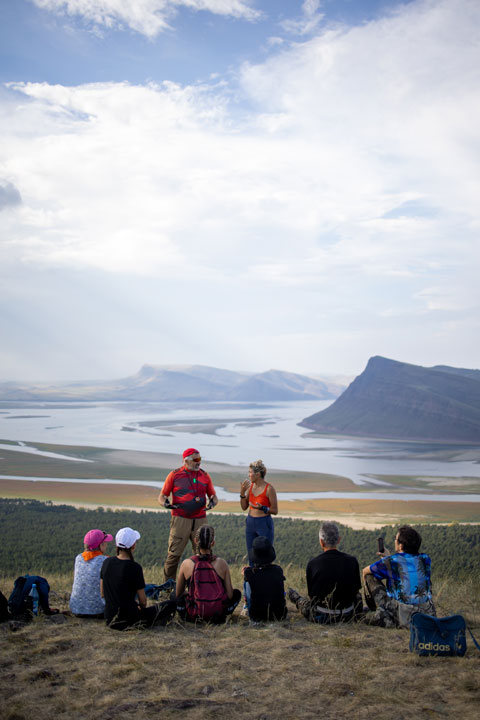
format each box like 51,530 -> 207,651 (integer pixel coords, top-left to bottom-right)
8,575 -> 51,616
0,590 -> 9,622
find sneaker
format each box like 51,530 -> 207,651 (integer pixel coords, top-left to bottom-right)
288,588 -> 300,604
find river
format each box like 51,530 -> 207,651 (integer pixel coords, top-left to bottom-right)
1,400 -> 479,488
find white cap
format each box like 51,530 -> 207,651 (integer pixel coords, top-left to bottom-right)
116,527 -> 141,549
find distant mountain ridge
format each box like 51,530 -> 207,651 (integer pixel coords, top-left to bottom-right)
0,364 -> 344,402
300,356 -> 480,443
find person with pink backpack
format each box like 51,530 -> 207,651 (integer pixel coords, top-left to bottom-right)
175,525 -> 241,623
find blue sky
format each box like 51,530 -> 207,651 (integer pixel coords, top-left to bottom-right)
0,1 -> 415,86
0,0 -> 479,381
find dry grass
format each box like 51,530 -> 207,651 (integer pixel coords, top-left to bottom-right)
0,478 -> 161,509
1,570 -> 479,720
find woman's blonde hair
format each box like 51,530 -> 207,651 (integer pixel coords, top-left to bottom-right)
249,459 -> 267,478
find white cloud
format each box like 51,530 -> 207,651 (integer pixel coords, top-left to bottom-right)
31,0 -> 261,37
1,6 -> 478,280
2,0 -> 480,377
280,0 -> 324,36
3,1 -> 478,283
415,285 -> 478,312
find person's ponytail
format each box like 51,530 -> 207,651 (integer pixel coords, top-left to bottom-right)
116,546 -> 134,561
195,525 -> 215,555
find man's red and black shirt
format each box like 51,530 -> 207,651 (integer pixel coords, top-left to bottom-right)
161,466 -> 215,518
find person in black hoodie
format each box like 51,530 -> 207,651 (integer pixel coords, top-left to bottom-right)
243,536 -> 287,622
288,521 -> 362,623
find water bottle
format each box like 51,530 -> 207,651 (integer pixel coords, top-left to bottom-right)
29,583 -> 39,615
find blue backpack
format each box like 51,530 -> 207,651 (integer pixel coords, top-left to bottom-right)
8,575 -> 51,616
144,579 -> 176,600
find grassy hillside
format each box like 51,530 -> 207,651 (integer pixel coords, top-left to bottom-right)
0,568 -> 479,720
1,499 -> 479,580
1,501 -> 479,718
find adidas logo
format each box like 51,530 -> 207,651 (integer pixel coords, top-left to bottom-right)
418,642 -> 451,651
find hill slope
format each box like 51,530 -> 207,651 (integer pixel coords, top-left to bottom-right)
0,364 -> 342,402
0,568 -> 478,720
226,368 -> 338,401
300,356 -> 480,442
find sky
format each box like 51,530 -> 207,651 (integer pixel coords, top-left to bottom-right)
0,0 -> 479,382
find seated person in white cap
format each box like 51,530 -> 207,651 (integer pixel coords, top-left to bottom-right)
100,527 -> 176,630
70,528 -> 113,618
243,536 -> 287,622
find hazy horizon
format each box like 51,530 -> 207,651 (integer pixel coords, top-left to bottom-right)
1,355 -> 479,386
0,360 -> 354,385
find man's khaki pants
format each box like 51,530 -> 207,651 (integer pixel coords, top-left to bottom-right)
163,514 -> 208,581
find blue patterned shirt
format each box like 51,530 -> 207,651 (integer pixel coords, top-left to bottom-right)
369,552 -> 432,604
70,553 -> 108,615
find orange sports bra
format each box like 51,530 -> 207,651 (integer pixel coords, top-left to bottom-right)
249,482 -> 271,510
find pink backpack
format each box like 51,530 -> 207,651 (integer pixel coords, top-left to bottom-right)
185,555 -> 228,621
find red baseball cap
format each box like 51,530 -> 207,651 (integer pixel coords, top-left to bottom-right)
183,448 -> 200,459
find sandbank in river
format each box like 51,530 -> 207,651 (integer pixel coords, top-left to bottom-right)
1,442 -> 479,528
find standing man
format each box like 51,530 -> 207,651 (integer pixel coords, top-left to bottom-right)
362,525 -> 436,628
159,448 -> 218,581
288,521 -> 362,623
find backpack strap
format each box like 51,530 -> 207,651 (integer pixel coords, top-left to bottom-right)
194,554 -> 217,562
467,626 -> 480,652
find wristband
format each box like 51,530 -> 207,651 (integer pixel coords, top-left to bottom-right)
240,494 -> 246,498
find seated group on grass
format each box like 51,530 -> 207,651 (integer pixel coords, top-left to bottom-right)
66,519 -> 435,630
288,521 -> 436,628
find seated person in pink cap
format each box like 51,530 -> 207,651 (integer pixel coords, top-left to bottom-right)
158,448 -> 218,581
70,528 -> 113,618
100,527 -> 176,631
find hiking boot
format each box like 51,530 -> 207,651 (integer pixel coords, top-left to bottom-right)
288,588 -> 301,605
362,609 -> 391,627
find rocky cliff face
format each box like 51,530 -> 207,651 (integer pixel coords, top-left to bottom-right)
300,356 -> 480,442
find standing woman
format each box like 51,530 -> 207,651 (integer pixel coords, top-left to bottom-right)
240,460 -> 278,565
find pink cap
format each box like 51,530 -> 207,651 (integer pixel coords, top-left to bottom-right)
83,529 -> 113,550
183,447 -> 200,459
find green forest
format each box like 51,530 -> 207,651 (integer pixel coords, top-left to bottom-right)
1,498 -> 479,581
